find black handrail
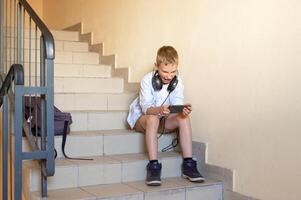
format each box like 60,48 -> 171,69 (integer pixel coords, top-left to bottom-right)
19,0 -> 55,60
0,64 -> 24,106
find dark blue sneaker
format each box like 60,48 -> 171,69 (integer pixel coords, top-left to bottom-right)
146,161 -> 162,186
182,159 -> 205,182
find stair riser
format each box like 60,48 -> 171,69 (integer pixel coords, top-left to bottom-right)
25,157 -> 182,191
56,78 -> 123,93
70,112 -> 128,131
5,50 -> 99,64
21,63 -> 111,78
4,29 -> 79,41
78,163 -> 122,187
54,64 -> 111,78
23,133 -> 179,159
5,40 -> 89,52
52,31 -> 79,41
186,185 -> 223,200
54,93 -> 136,111
103,132 -> 180,155
145,189 -> 185,200
23,77 -> 123,93
22,132 -> 179,158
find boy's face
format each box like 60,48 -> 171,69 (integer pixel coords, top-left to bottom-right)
156,62 -> 178,84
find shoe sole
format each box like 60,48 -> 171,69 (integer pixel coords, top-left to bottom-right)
182,174 -> 205,183
146,180 -> 161,186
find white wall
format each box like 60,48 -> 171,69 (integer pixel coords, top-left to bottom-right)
42,0 -> 301,199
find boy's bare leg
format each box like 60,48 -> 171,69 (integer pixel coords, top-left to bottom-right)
164,114 -> 192,158
165,114 -> 204,182
134,115 -> 160,160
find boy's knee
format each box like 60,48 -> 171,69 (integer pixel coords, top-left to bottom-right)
176,114 -> 191,123
145,115 -> 160,126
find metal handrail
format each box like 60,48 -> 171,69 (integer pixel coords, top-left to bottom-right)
0,64 -> 24,105
1,0 -> 55,199
19,0 -> 55,59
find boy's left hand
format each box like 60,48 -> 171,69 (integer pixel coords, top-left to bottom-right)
182,104 -> 192,116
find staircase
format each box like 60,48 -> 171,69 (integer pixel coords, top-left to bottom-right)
21,29 -> 223,200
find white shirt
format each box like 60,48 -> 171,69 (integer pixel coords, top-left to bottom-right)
127,71 -> 184,129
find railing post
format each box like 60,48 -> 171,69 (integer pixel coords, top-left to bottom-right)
17,0 -> 21,63
46,58 -> 55,177
14,85 -> 23,200
40,35 -> 48,198
2,96 -> 8,200
0,0 -> 4,73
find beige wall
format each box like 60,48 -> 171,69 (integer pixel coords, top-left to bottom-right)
4,0 -> 44,27
42,0 -> 301,199
28,0 -> 44,18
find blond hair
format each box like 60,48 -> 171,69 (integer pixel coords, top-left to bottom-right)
156,46 -> 178,66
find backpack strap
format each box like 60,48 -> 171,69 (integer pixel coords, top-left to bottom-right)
61,121 -> 93,160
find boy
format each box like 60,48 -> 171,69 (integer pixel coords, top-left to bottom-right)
127,46 -> 204,186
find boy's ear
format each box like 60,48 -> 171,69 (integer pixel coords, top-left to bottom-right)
154,62 -> 158,70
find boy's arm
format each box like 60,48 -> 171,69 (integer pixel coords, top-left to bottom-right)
146,105 -> 170,116
139,74 -> 155,114
139,74 -> 169,116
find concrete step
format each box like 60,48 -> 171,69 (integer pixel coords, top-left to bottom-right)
22,130 -> 180,158
22,63 -> 111,78
54,92 -> 136,111
52,30 -> 79,41
69,111 -> 128,131
5,39 -> 61,51
23,77 -> 124,93
4,28 -> 79,41
29,178 -> 223,200
5,39 -> 88,52
23,152 -> 186,191
5,50 -> 99,64
54,77 -> 123,93
53,63 -> 111,78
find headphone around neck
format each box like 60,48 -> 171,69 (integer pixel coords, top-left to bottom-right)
152,70 -> 178,93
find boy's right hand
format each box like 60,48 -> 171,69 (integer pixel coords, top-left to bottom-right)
159,105 -> 170,116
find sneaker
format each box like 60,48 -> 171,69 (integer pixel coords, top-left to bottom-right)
146,161 -> 162,186
182,159 -> 205,182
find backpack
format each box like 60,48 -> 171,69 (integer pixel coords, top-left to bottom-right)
24,96 -> 72,136
23,96 -> 92,160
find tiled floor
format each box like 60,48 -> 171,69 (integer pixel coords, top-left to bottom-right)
224,190 -> 259,200
31,178 -> 223,200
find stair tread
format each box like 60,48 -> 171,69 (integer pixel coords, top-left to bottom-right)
23,62 -> 111,67
55,91 -> 136,94
126,178 -> 222,192
26,152 -> 182,168
68,129 -> 136,136
30,178 -> 222,200
54,76 -> 122,80
69,110 -> 128,113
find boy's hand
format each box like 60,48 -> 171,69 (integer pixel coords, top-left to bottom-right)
182,104 -> 192,116
159,105 -> 170,116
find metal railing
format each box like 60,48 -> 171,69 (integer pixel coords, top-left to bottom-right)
0,0 -> 55,199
